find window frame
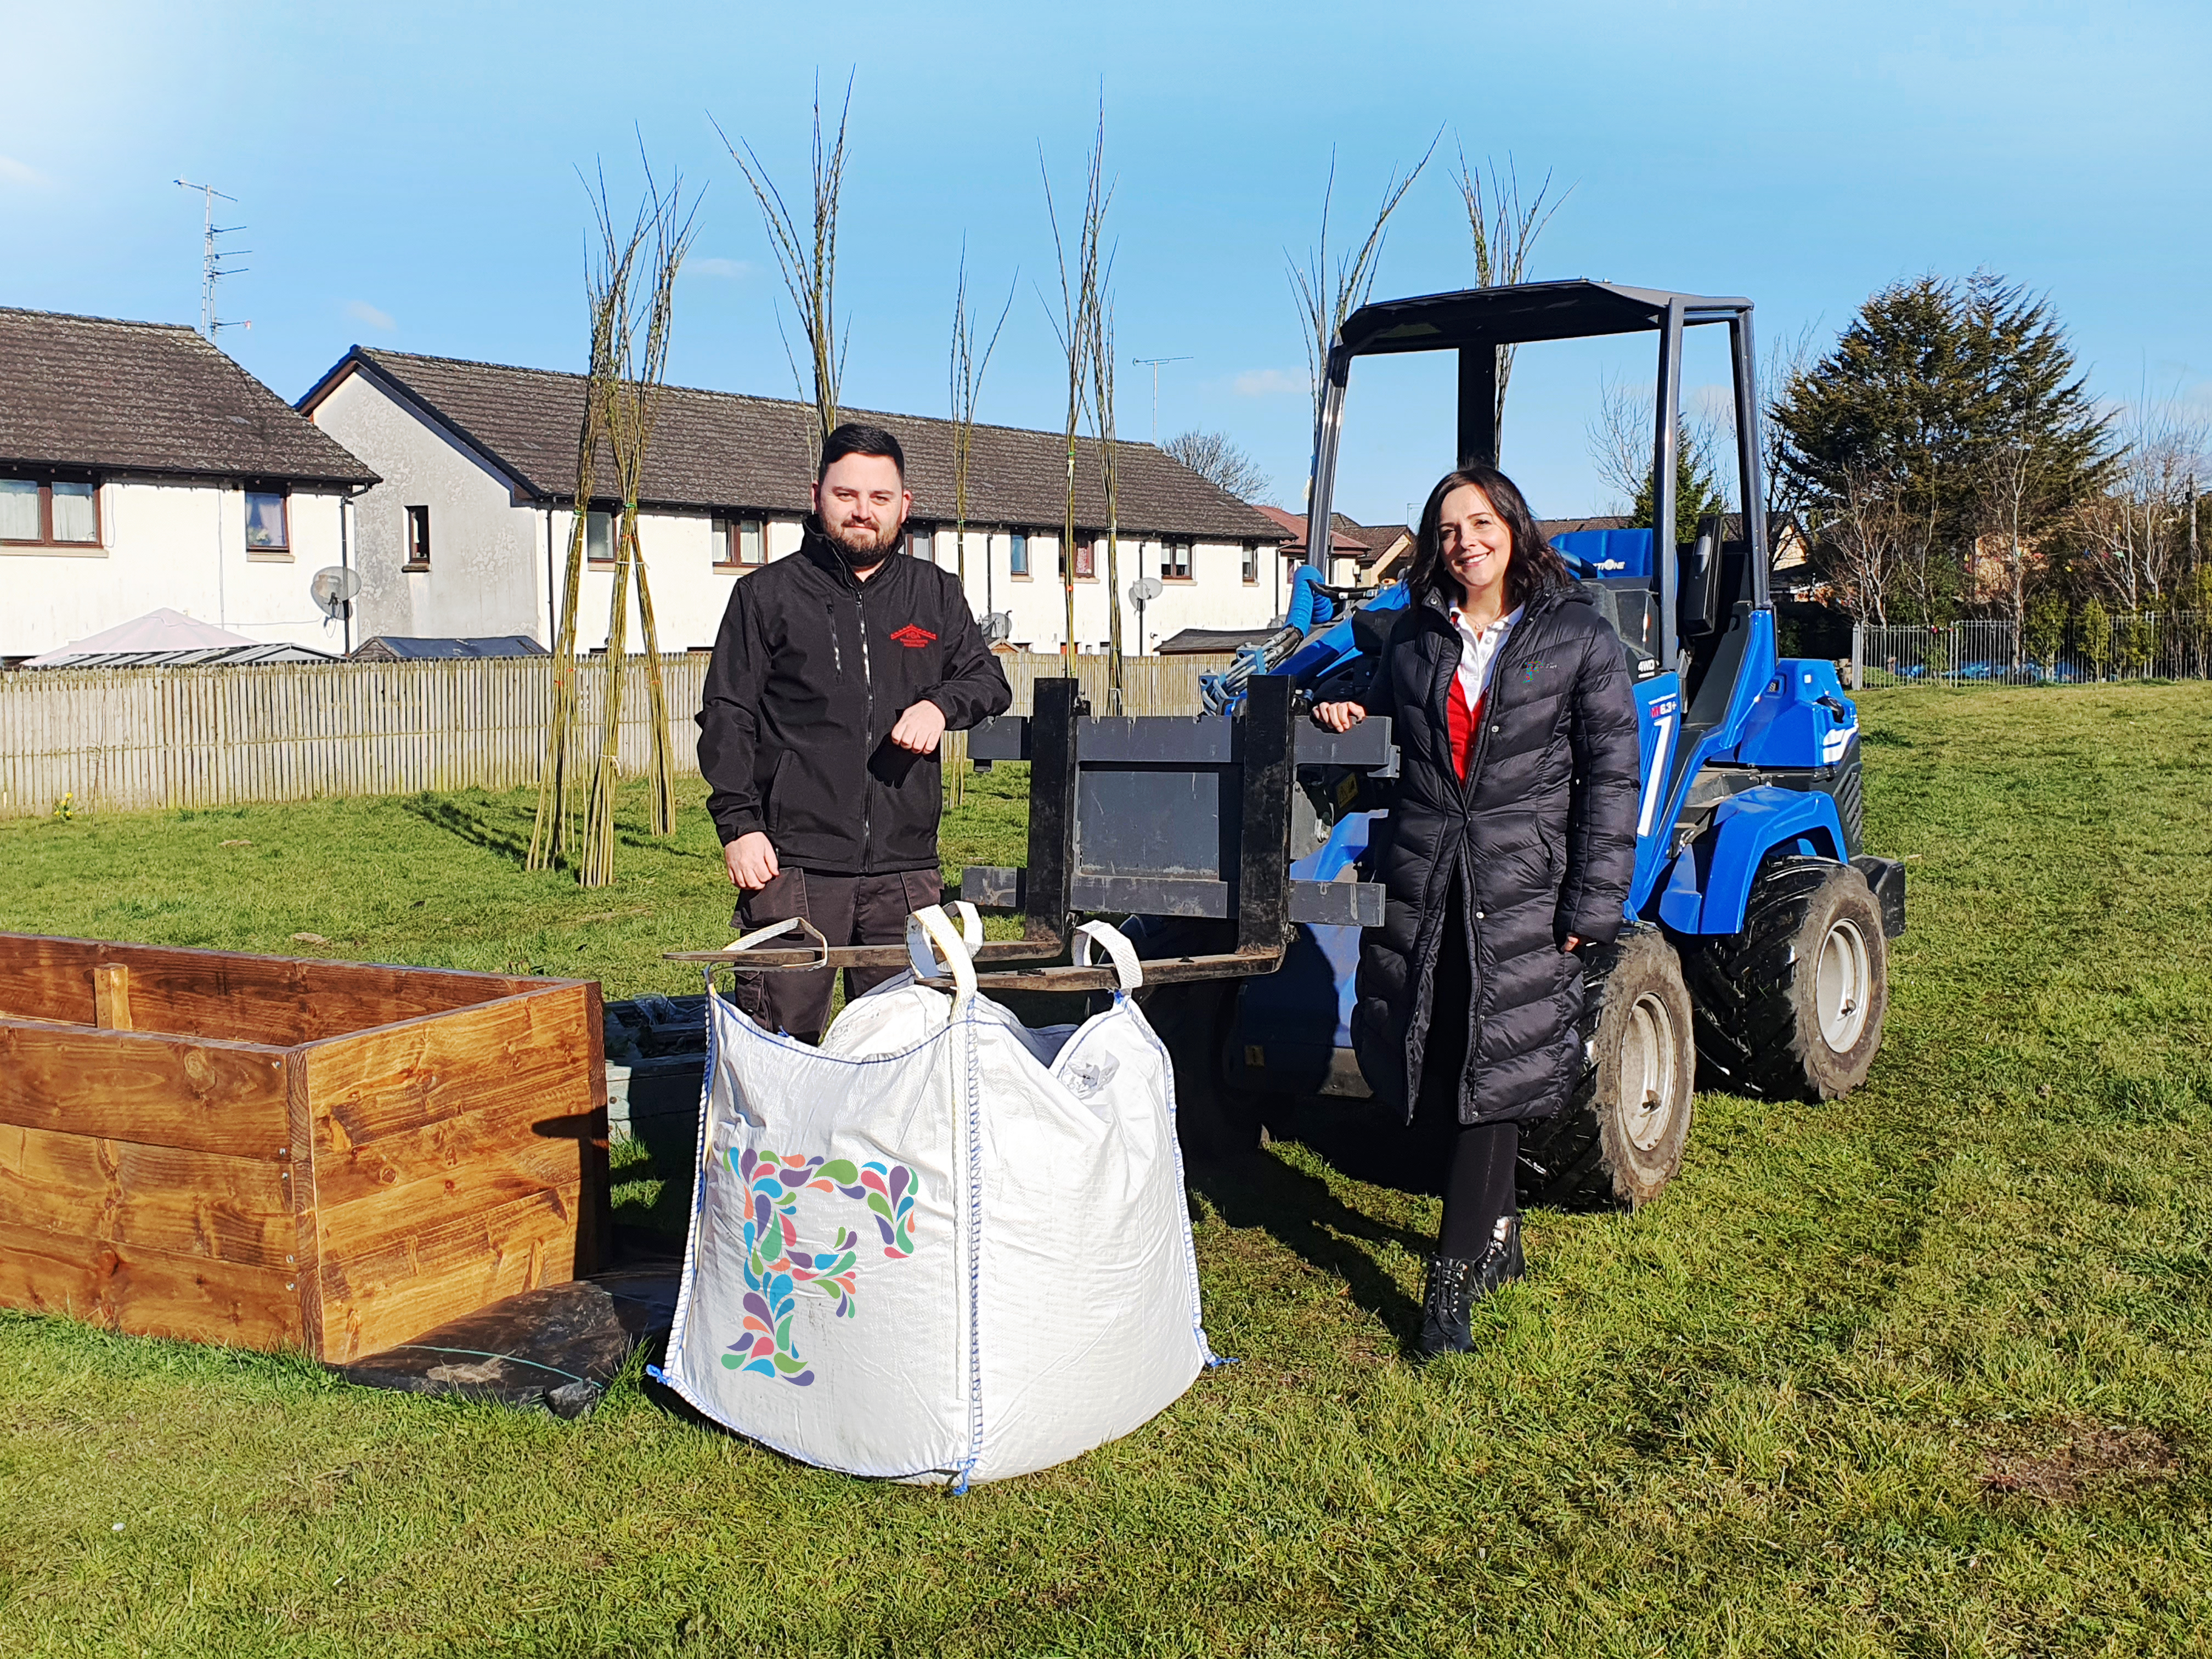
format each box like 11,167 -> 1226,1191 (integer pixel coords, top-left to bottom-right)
1073,535 -> 1097,581
585,508 -> 617,568
908,522 -> 934,563
1242,542 -> 1259,585
1008,530 -> 1030,579
403,505 -> 432,571
0,475 -> 105,551
244,489 -> 291,560
1163,539 -> 1194,582
713,514 -> 766,569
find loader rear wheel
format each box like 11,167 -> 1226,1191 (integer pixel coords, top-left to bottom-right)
1517,926 -> 1696,1211
1682,855 -> 1889,1101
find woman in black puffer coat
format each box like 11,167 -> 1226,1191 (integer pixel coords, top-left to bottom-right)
1315,464 -> 1640,1357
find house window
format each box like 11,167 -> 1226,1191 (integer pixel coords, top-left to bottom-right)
586,510 -> 615,566
1164,540 -> 1193,580
404,506 -> 431,569
713,516 -> 764,568
909,523 -> 933,562
1073,537 -> 1096,580
244,490 -> 289,555
1008,531 -> 1029,578
1,477 -> 102,546
1242,543 -> 1259,584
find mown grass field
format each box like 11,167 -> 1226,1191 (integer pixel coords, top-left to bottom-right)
2,685 -> 2208,1656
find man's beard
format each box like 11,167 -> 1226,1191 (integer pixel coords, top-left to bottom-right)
826,515 -> 905,569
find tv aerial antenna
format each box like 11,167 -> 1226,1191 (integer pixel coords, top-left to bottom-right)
175,180 -> 251,341
1130,356 -> 1192,445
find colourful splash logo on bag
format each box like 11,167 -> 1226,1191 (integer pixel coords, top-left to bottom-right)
723,1148 -> 918,1386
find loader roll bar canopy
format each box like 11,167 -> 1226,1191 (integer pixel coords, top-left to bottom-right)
1306,279 -> 1771,673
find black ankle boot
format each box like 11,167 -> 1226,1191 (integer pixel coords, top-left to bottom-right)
1415,1216 -> 1525,1360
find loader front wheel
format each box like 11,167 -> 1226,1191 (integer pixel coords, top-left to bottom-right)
1683,855 -> 1889,1101
1517,926 -> 1696,1211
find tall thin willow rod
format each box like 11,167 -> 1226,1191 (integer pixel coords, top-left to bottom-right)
578,514 -> 637,889
1040,106 -> 1110,674
1090,292 -> 1125,710
528,214 -> 629,871
947,244 -> 1014,805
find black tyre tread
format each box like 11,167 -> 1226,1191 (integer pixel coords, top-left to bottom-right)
1516,927 -> 1692,1212
1682,854 -> 1880,1098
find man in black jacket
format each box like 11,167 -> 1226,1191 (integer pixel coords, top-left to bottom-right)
696,423 -> 1011,1040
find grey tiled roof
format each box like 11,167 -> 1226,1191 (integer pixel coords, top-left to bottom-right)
0,308 -> 378,486
310,348 -> 1284,543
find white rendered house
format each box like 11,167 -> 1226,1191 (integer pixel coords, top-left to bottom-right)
0,308 -> 379,664
299,348 -> 1286,657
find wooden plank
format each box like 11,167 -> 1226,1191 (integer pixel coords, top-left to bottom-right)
0,1218 -> 301,1350
307,1090 -> 594,1210
0,934 -> 551,1046
0,1121 -> 292,1266
93,963 -> 132,1030
0,1021 -> 289,1156
312,1185 -> 580,1362
284,1048 -> 324,1360
302,983 -> 597,1148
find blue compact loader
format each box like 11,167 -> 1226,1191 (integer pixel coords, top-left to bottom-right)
1181,280 -> 1906,1205
685,280 -> 1904,1212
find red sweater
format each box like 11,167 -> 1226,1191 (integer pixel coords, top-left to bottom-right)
1447,676 -> 1485,781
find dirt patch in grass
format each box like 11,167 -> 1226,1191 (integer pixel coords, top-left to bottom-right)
1981,1420 -> 2181,1503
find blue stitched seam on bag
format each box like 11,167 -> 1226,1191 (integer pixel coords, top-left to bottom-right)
954,998 -> 985,1495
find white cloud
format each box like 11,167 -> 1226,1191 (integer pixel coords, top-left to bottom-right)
344,300 -> 396,332
687,256 -> 754,279
0,155 -> 47,188
1233,368 -> 1305,397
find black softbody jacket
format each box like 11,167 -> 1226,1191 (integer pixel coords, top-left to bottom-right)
697,524 -> 1012,875
1349,583 -> 1641,1125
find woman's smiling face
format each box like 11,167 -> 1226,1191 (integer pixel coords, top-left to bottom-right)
1437,483 -> 1514,605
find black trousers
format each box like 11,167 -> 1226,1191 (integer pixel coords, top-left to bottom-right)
729,868 -> 944,1043
1416,881 -> 1520,1259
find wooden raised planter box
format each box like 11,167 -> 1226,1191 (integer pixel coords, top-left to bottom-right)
0,934 -> 607,1362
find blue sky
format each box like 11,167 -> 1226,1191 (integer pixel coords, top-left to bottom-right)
5,1 -> 2207,526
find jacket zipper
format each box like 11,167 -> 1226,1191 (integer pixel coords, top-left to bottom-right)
856,588 -> 874,867
1427,591 -> 1555,1120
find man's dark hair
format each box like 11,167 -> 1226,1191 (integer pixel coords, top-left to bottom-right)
1406,462 -> 1571,610
818,422 -> 906,482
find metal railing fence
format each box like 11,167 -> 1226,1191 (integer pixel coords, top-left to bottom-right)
1851,612 -> 2212,689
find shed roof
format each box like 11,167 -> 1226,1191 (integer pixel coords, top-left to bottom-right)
0,308 -> 378,486
350,635 -> 548,661
302,348 -> 1285,544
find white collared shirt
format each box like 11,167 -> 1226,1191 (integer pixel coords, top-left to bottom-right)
1448,602 -> 1523,709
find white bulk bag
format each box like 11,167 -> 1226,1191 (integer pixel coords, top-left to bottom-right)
657,906 -> 1217,1487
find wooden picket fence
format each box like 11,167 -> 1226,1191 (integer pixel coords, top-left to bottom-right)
0,650 -> 1232,819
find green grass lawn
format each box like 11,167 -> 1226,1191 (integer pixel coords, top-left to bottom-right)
3,687 -> 2209,1656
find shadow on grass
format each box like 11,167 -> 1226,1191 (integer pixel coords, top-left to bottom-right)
401,794 -> 536,866
1189,1128 -> 1437,1349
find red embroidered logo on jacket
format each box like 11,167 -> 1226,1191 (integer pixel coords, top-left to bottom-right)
889,624 -> 936,648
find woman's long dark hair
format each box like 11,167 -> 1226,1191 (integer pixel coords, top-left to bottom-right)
1404,463 -> 1571,611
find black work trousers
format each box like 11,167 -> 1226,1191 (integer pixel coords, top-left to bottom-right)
1415,880 -> 1520,1258
729,868 -> 944,1043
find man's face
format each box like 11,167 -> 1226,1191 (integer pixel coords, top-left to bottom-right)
812,453 -> 910,565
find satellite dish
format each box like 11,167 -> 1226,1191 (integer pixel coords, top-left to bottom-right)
311,566 -> 362,619
981,611 -> 1013,645
1128,577 -> 1163,606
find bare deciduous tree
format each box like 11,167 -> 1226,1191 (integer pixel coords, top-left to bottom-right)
1451,144 -> 1565,441
1088,290 -> 1126,707
2073,396 -> 2210,610
720,74 -> 852,455
1288,139 -> 1436,454
1162,430 -> 1270,501
1817,468 -> 1915,627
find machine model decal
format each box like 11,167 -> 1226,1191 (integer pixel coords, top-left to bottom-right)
721,1148 -> 917,1386
1638,710 -> 1677,838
